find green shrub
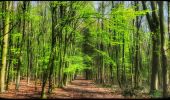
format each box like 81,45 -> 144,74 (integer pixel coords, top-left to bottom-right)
150,90 -> 161,98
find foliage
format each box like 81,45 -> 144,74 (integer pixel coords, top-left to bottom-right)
0,1 -> 168,99
150,90 -> 162,98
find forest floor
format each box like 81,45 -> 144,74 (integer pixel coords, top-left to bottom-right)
0,76 -> 150,99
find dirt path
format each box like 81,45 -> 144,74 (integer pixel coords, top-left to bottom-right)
0,77 -> 124,99
49,79 -> 123,99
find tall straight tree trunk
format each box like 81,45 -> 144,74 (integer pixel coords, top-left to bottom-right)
150,25 -> 160,93
16,1 -> 28,90
48,4 -> 57,93
150,1 -> 161,93
6,1 -> 14,90
168,0 -> 170,87
134,1 -> 139,88
101,1 -> 105,84
63,27 -> 69,85
142,1 -> 160,93
134,1 -> 142,88
58,2 -> 64,88
121,33 -> 126,87
26,1 -> 31,85
0,1 -> 11,93
116,38 -> 121,88
159,1 -> 168,97
96,10 -> 100,83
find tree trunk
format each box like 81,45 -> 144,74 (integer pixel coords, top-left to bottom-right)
48,3 -> 57,93
142,1 -> 161,93
0,1 -> 11,93
168,0 -> 170,86
16,1 -> 28,90
6,1 -> 14,90
26,1 -> 31,85
159,1 -> 168,97
121,33 -> 126,87
134,1 -> 141,89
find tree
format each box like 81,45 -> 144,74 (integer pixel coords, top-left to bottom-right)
134,1 -> 142,89
15,1 -> 30,90
26,1 -> 31,84
82,27 -> 93,80
0,1 -> 169,99
142,1 -> 161,94
0,1 -> 12,93
6,1 -> 14,90
159,1 -> 168,97
48,1 -> 58,93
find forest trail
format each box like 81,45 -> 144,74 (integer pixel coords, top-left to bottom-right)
0,76 -> 124,99
49,76 -> 124,99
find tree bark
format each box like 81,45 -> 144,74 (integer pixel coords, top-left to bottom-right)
0,1 -> 11,93
134,1 -> 141,89
142,1 -> 161,93
16,1 -> 28,90
159,1 -> 168,97
48,2 -> 57,93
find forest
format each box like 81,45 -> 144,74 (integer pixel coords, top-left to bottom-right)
0,1 -> 170,99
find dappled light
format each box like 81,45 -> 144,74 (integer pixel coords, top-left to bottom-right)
0,1 -> 170,99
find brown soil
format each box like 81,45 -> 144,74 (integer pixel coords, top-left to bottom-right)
0,77 -> 124,99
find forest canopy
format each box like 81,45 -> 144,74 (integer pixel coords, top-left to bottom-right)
0,1 -> 170,99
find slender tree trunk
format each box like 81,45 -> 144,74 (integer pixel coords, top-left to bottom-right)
101,1 -> 105,84
116,42 -> 121,88
134,1 -> 143,88
142,1 -> 161,93
16,1 -> 28,90
63,28 -> 68,85
159,1 -> 168,97
134,1 -> 139,89
57,2 -> 64,88
121,33 -> 126,87
48,3 -> 57,93
6,23 -> 12,90
0,1 -> 11,93
6,1 -> 14,90
168,0 -> 170,86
